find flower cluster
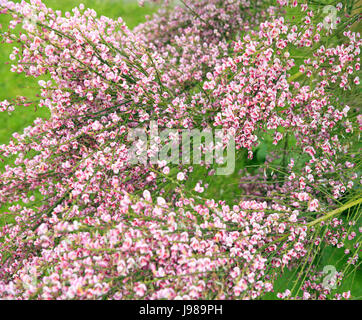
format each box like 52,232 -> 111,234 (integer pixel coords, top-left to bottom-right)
0,0 -> 360,299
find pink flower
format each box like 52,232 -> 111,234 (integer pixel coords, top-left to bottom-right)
308,199 -> 319,212
177,172 -> 185,181
134,283 -> 147,297
37,223 -> 48,236
194,182 -> 204,193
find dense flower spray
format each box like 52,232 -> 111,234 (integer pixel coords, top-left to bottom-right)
0,0 -> 360,299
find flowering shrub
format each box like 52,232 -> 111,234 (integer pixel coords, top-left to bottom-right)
0,0 -> 360,299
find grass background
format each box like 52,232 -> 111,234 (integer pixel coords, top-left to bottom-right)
0,0 -> 360,299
